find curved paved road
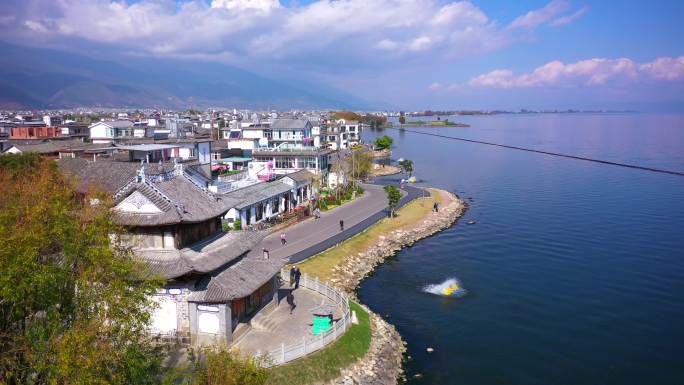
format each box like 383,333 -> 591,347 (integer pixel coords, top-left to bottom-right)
247,181 -> 424,263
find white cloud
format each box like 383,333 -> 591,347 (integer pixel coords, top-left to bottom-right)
211,0 -> 280,14
10,0 -> 533,63
639,56 -> 684,81
465,56 -> 684,89
550,6 -> 588,26
24,20 -> 47,32
508,0 -> 587,29
509,0 -> 569,29
408,36 -> 435,52
429,82 -> 442,90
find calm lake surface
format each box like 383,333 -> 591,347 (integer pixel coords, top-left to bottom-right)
359,113 -> 684,385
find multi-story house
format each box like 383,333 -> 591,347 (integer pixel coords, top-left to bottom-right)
269,119 -> 312,147
250,144 -> 332,184
58,156 -> 283,346
89,120 -> 134,143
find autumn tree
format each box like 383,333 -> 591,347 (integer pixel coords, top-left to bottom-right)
0,153 -> 163,385
348,150 -> 372,182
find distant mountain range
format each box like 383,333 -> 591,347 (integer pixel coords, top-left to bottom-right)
0,42 -> 368,110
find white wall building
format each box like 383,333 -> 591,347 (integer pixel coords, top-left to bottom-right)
89,120 -> 134,143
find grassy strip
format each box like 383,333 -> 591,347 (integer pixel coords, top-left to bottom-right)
296,189 -> 441,282
266,301 -> 371,385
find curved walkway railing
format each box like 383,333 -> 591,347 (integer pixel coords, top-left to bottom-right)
259,272 -> 351,367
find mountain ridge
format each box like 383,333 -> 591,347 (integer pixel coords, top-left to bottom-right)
0,42 -> 368,110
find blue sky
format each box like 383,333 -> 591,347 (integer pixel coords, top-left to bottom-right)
1,0 -> 683,110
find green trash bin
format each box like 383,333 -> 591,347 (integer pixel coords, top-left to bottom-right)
312,314 -> 332,335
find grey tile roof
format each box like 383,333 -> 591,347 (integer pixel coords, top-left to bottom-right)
137,231 -> 266,280
5,138 -> 88,154
112,182 -> 182,226
188,256 -> 283,302
283,169 -> 315,183
59,158 -> 141,193
270,119 -> 310,130
59,159 -> 237,226
153,177 -> 228,223
221,181 -> 293,210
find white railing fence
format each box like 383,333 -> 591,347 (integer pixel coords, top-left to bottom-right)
258,272 -> 351,367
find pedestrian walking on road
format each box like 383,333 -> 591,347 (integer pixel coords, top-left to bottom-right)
287,291 -> 296,314
281,232 -> 287,246
433,202 -> 439,212
314,208 -> 321,219
339,219 -> 344,232
294,267 -> 301,289
289,266 -> 296,286
262,248 -> 269,259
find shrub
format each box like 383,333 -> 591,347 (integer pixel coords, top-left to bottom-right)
233,219 -> 242,231
356,186 -> 365,195
167,346 -> 268,385
374,135 -> 393,150
222,222 -> 232,232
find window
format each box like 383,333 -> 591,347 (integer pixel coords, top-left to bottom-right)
275,156 -> 294,169
301,156 -> 316,169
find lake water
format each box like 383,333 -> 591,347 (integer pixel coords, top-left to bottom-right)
358,113 -> 684,385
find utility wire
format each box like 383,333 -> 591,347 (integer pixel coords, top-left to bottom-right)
387,127 -> 684,177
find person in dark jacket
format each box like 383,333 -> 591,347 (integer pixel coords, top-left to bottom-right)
339,219 -> 344,231
294,267 -> 301,289
286,291 -> 296,314
289,266 -> 296,287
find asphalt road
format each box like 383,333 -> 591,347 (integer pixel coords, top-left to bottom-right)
246,182 -> 424,263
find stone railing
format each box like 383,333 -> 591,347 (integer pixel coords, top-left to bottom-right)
258,272 -> 351,367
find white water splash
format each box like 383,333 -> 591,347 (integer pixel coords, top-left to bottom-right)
423,278 -> 466,297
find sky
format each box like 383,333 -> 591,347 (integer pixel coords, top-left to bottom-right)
1,0 -> 683,110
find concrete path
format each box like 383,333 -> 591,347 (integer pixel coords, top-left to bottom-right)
233,287 -> 343,356
248,183 -> 397,262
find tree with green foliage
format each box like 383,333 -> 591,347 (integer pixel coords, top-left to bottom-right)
383,185 -> 401,217
374,135 -> 393,151
398,115 -> 406,125
233,219 -> 243,231
398,159 -> 413,178
0,153 -> 164,385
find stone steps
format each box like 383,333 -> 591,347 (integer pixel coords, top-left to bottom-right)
231,322 -> 251,345
250,312 -> 278,332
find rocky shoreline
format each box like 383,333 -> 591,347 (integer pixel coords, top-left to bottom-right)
327,189 -> 466,384
331,304 -> 405,385
371,164 -> 402,177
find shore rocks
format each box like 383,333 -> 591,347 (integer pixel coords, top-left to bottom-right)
327,189 -> 466,385
331,304 -> 405,385
329,190 -> 466,295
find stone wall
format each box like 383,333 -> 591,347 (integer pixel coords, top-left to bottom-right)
328,189 -> 466,385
